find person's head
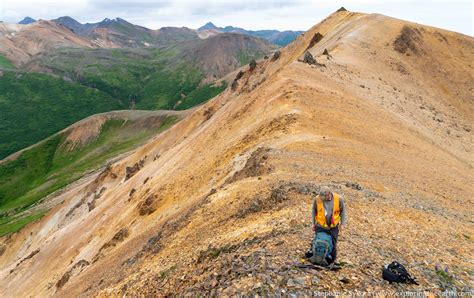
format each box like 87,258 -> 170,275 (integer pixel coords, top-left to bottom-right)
319,186 -> 332,201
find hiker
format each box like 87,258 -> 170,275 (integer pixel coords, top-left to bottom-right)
311,186 -> 347,264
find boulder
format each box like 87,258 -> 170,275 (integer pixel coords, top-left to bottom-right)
306,32 -> 323,51
271,50 -> 281,61
231,70 -> 244,91
303,51 -> 317,65
249,59 -> 257,71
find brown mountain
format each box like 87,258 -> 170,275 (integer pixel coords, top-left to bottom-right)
0,20 -> 98,66
0,10 -> 473,296
1,17 -> 275,78
181,32 -> 277,80
52,17 -> 200,48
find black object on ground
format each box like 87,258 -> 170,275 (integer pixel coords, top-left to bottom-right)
382,261 -> 418,285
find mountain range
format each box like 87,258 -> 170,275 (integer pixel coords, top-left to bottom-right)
52,16 -> 199,48
0,16 -> 276,161
14,16 -> 302,46
198,21 -> 304,46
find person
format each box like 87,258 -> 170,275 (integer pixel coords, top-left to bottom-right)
311,186 -> 347,263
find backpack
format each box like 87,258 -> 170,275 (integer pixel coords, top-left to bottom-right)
382,261 -> 418,284
309,231 -> 333,266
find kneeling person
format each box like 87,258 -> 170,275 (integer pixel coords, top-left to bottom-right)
311,186 -> 347,265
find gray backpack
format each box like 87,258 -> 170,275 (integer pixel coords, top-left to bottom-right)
310,231 -> 333,266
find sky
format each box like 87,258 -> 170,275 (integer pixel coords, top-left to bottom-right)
0,0 -> 472,35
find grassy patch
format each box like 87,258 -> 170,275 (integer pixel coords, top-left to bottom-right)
435,269 -> 456,289
237,49 -> 267,66
0,54 -> 15,69
0,210 -> 47,237
176,82 -> 227,110
197,245 -> 233,263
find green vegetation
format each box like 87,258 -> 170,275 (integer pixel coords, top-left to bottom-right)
1,47 -> 231,159
237,49 -> 267,65
0,71 -> 124,159
435,268 -> 456,290
177,81 -> 227,110
0,54 -> 15,69
0,210 -> 47,236
0,115 -> 177,236
39,47 -> 226,110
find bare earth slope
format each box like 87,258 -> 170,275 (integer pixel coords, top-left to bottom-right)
0,20 -> 98,67
181,32 -> 277,80
0,11 -> 473,296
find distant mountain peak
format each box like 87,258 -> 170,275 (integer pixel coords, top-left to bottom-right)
99,17 -> 131,26
18,17 -> 36,25
54,16 -> 82,25
199,22 -> 218,30
57,16 -> 76,20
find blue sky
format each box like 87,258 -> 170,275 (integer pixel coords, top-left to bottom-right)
0,0 -> 472,35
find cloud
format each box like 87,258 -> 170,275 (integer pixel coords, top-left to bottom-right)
0,0 -> 472,35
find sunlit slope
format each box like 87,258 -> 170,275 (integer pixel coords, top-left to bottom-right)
0,11 -> 472,296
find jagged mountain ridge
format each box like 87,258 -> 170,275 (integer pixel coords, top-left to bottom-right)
0,17 -> 275,69
53,16 -> 199,48
0,10 -> 472,296
51,16 -> 299,49
198,21 -> 304,46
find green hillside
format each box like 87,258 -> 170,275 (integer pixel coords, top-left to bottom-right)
36,47 -> 227,110
0,71 -> 125,159
0,54 -> 16,70
0,48 -> 228,159
0,113 -> 178,236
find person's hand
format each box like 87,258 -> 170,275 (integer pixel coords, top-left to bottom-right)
339,224 -> 345,233
312,225 -> 316,232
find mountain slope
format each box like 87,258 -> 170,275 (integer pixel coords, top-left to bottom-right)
0,110 -> 186,236
180,33 -> 277,80
0,20 -> 98,66
0,70 -> 124,159
1,10 -> 473,296
52,16 -> 86,34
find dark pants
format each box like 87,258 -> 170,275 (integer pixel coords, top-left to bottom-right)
316,225 -> 339,263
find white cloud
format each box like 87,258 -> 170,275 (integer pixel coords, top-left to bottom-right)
0,0 -> 471,35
